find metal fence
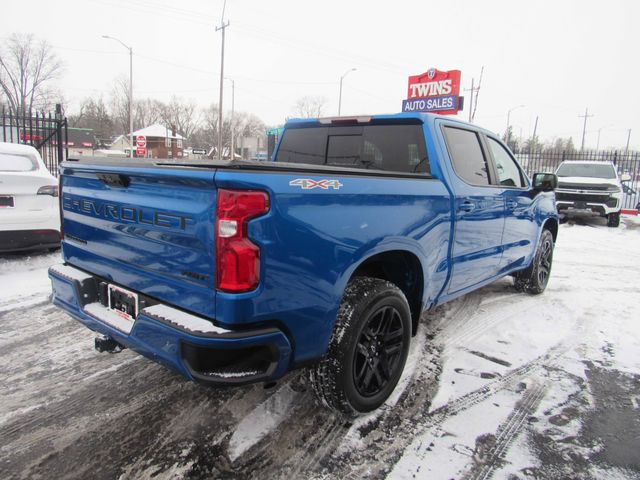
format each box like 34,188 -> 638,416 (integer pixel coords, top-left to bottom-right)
1,104 -> 68,176
516,150 -> 640,210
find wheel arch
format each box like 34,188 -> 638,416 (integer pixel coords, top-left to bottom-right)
542,217 -> 558,241
349,249 -> 424,336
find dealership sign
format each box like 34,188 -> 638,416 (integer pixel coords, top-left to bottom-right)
402,68 -> 462,115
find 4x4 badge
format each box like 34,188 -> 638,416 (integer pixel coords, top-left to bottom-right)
289,179 -> 343,190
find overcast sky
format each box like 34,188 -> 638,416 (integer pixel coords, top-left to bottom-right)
3,0 -> 638,149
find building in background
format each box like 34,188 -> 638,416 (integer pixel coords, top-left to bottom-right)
66,128 -> 98,157
111,124 -> 185,158
237,134 -> 267,160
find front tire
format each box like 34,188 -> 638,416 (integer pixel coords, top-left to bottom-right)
607,212 -> 620,228
514,229 -> 554,294
309,277 -> 411,416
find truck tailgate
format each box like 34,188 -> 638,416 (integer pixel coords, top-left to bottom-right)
60,163 -> 218,319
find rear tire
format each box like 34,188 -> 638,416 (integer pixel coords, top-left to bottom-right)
607,212 -> 620,228
514,229 -> 554,295
309,277 -> 411,416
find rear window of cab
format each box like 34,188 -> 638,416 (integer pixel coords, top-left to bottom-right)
275,124 -> 429,175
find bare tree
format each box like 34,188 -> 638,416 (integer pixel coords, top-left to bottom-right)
69,97 -> 115,145
109,75 -> 131,134
0,33 -> 64,113
189,103 -> 219,151
190,105 -> 265,153
134,98 -> 164,131
159,96 -> 200,140
292,96 -> 327,118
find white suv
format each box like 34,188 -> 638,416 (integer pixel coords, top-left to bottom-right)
554,161 -> 623,227
0,142 -> 61,252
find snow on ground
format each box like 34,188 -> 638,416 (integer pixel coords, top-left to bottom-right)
0,250 -> 60,310
389,215 -> 640,479
1,216 -> 639,479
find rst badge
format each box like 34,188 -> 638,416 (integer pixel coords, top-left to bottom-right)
289,179 -> 343,190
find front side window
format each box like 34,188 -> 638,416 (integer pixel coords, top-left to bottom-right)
487,137 -> 525,187
443,126 -> 490,185
275,124 -> 429,174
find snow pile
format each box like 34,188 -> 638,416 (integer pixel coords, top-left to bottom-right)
0,250 -> 60,309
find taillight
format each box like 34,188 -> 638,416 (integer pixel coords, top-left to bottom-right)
37,185 -> 59,196
216,189 -> 269,292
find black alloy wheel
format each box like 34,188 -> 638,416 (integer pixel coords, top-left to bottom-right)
536,234 -> 553,288
309,276 -> 412,415
353,305 -> 406,398
514,228 -> 555,294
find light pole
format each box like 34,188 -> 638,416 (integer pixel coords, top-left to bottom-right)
225,77 -> 235,160
596,124 -> 613,151
338,68 -> 356,116
102,35 -> 133,159
505,104 -> 524,146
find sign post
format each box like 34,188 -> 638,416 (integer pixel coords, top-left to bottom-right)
401,68 -> 462,115
136,135 -> 147,157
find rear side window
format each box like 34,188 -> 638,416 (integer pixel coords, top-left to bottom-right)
0,153 -> 38,172
443,126 -> 490,185
276,124 -> 429,174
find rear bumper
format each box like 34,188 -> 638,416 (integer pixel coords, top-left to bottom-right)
0,229 -> 60,253
48,263 -> 293,386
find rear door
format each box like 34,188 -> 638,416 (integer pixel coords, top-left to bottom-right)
441,125 -> 505,294
60,163 -> 218,319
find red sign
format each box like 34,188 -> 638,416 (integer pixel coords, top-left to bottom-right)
402,68 -> 462,115
136,135 -> 147,148
136,147 -> 147,156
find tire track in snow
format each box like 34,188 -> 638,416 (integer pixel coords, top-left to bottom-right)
463,382 -> 547,480
317,332 -> 575,480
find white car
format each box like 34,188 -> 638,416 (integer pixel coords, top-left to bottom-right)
0,142 -> 61,252
554,160 -> 625,227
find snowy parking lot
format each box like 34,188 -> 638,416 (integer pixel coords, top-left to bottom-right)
1,216 -> 639,479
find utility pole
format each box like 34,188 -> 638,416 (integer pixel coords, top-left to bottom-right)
471,66 -> 483,122
102,35 -> 133,158
216,0 -> 229,161
578,107 -> 594,151
530,115 -> 539,152
506,104 -> 524,146
338,68 -> 356,116
464,66 -> 483,122
625,129 -> 632,155
467,78 -> 474,122
596,124 -> 613,151
226,77 -> 235,160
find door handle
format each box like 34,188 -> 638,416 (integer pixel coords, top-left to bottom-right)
506,199 -> 518,210
459,200 -> 476,212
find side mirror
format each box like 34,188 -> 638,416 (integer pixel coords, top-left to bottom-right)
532,172 -> 558,192
620,173 -> 631,182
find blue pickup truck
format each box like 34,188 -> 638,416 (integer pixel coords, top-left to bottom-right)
49,113 -> 558,415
